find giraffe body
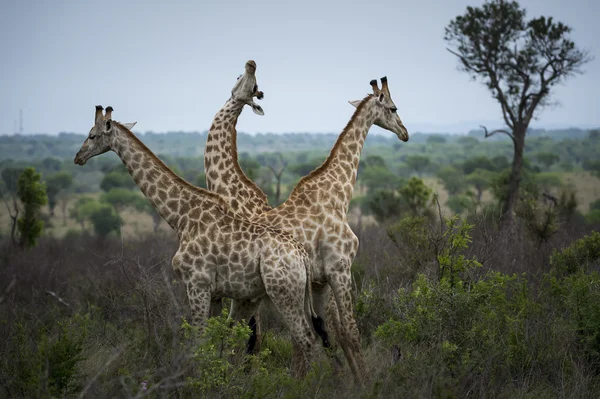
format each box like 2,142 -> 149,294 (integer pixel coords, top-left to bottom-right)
74,106 -> 317,376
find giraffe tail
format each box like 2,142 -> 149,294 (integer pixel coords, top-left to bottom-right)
303,255 -> 331,348
303,256 -> 317,320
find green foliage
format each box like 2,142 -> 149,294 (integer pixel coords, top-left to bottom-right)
289,161 -> 320,177
17,167 -> 48,248
546,270 -> 600,369
68,196 -> 95,229
374,218 -> 583,395
387,215 -> 433,272
465,168 -> 495,201
100,170 -> 136,192
435,216 -> 482,283
45,171 -> 73,215
588,201 -> 600,224
461,156 -> 496,175
88,202 -> 122,238
535,172 -> 562,191
550,231 -> 600,276
404,155 -> 431,177
364,189 -> 402,223
180,310 -> 300,398
2,313 -> 89,398
535,152 -> 560,169
100,188 -> 146,214
398,177 -> 432,217
427,134 -> 447,144
446,191 -> 477,215
583,159 -> 600,179
437,165 -> 464,195
361,166 -> 401,192
1,167 -> 23,195
490,168 -> 538,207
445,0 -> 589,115
587,210 -> 600,224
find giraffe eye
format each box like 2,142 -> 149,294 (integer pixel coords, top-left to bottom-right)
390,107 -> 397,113
89,135 -> 96,140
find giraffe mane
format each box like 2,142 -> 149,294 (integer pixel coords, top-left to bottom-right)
228,123 -> 271,204
288,94 -> 374,196
114,121 -> 230,208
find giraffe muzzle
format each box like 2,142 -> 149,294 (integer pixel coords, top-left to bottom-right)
74,151 -> 87,165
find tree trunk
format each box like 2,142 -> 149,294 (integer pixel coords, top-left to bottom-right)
274,174 -> 282,205
502,124 -> 527,227
9,198 -> 19,247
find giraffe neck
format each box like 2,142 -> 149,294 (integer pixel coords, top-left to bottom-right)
289,96 -> 377,213
204,97 -> 270,217
110,123 -> 226,234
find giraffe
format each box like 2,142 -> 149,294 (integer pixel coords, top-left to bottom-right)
252,77 -> 409,382
204,60 -> 271,352
74,105 -> 319,377
205,60 -> 336,354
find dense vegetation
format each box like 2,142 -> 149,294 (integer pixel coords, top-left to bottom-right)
0,123 -> 599,397
1,0 -> 598,393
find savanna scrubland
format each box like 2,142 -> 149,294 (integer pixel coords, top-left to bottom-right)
1,127 -> 600,398
2,0 -> 600,394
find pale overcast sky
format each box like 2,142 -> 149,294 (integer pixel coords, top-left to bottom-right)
0,0 -> 598,135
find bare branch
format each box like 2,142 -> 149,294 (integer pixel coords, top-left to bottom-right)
45,290 -> 72,308
0,275 -> 17,305
446,48 -> 486,73
480,125 -> 516,145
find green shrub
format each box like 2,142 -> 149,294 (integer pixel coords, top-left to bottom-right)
546,270 -> 600,370
373,218 -> 566,395
550,231 -> 600,275
1,313 -> 89,397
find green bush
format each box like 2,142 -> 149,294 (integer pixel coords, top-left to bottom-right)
373,217 -> 571,395
550,231 -> 600,275
1,313 -> 89,397
546,270 -> 600,369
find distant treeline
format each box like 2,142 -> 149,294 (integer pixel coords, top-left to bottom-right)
0,127 -> 596,161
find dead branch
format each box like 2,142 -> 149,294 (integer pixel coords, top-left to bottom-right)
480,125 -> 516,145
0,275 -> 17,305
45,290 -> 71,308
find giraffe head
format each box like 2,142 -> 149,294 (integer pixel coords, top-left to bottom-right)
74,105 -> 137,165
231,60 -> 264,116
349,77 -> 409,142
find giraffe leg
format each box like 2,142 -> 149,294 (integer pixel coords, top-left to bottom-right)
262,264 -> 317,378
229,299 -> 262,354
313,283 -> 344,372
328,263 -> 367,385
184,281 -> 212,329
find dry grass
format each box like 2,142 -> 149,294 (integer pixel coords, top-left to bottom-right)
0,192 -> 173,239
561,171 -> 600,212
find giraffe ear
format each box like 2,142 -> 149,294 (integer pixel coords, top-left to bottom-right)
250,103 -> 264,116
348,100 -> 361,108
122,122 -> 137,130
